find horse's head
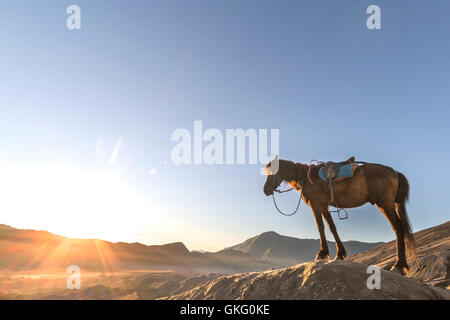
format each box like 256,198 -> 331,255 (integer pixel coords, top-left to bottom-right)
263,156 -> 283,196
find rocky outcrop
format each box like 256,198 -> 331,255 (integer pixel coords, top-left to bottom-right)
165,259 -> 450,300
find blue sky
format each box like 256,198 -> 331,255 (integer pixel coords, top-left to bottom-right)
0,1 -> 449,251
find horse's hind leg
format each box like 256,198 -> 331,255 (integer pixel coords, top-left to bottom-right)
322,209 -> 347,260
376,204 -> 408,274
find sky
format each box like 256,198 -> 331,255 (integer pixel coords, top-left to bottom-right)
0,0 -> 449,251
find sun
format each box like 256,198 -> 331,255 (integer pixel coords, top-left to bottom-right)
0,162 -> 153,243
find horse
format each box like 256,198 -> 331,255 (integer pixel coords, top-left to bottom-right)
263,156 -> 417,274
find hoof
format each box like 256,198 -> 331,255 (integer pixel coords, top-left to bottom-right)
390,263 -> 408,276
332,255 -> 346,261
333,249 -> 347,261
315,251 -> 330,261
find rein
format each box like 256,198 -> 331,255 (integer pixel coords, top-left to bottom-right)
274,188 -> 294,193
307,160 -> 323,185
272,185 -> 303,216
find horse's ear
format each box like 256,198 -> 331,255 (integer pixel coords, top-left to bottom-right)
261,155 -> 279,176
270,155 -> 279,175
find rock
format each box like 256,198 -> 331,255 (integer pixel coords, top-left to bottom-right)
408,250 -> 449,288
137,280 -> 180,299
82,285 -> 112,300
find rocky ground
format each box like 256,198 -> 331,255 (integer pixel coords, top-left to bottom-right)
163,221 -> 449,300
348,221 -> 449,289
163,259 -> 449,300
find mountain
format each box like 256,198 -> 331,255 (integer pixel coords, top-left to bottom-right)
0,225 -> 272,273
222,231 -> 383,267
0,224 -> 382,273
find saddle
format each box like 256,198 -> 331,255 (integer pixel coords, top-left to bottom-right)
320,156 -> 355,182
318,156 -> 357,220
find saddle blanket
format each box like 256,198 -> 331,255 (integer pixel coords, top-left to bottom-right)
318,163 -> 354,182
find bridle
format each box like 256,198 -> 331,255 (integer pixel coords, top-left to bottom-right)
270,171 -> 305,216
272,186 -> 303,216
269,161 -> 354,219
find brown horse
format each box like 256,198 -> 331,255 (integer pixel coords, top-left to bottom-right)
263,157 -> 417,274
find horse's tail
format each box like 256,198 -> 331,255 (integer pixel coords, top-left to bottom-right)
395,172 -> 418,264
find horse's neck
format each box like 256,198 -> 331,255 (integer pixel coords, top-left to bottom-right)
298,163 -> 310,182
288,163 -> 308,185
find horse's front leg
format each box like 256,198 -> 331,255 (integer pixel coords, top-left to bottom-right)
310,204 -> 329,260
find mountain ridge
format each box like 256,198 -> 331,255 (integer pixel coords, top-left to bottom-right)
0,223 -> 384,273
223,230 -> 383,266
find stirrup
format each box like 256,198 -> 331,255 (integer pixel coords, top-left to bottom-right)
329,203 -> 349,220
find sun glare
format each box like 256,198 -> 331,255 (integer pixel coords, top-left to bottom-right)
0,162 -> 233,251
0,163 -> 158,243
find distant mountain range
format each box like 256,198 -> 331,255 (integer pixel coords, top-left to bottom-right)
0,224 -> 380,273
222,231 -> 383,266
